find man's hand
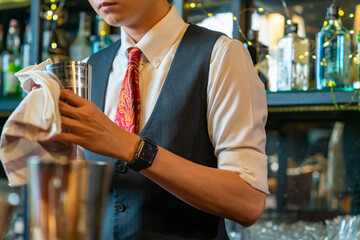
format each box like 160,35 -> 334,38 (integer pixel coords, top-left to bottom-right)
51,89 -> 139,161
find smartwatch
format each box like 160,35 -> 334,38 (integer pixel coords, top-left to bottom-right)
127,137 -> 158,171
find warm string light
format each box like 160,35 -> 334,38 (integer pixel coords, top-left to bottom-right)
188,0 -> 212,18
41,0 -> 66,21
51,4 -> 57,10
41,0 -> 67,56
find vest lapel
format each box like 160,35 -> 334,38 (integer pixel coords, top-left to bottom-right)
88,39 -> 122,112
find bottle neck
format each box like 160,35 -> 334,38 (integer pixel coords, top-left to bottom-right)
78,17 -> 91,37
97,20 -> 110,36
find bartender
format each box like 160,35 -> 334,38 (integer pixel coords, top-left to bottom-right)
52,0 -> 269,239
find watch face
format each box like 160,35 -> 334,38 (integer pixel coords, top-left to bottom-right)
129,137 -> 159,172
138,139 -> 158,165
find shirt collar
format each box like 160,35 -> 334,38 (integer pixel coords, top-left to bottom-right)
119,5 -> 187,69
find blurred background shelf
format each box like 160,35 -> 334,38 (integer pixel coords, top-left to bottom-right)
267,89 -> 359,106
0,0 -> 30,10
0,89 -> 359,116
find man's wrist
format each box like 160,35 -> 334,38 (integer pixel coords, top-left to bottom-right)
126,137 -> 158,171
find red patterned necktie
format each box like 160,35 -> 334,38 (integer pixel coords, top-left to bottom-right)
115,47 -> 142,134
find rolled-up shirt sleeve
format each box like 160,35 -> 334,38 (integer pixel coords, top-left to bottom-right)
207,36 -> 269,194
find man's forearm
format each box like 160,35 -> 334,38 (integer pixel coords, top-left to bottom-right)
140,146 -> 266,226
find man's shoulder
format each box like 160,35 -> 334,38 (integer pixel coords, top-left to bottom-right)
187,24 -> 224,39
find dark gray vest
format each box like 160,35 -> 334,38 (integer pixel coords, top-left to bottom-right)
86,24 -> 229,240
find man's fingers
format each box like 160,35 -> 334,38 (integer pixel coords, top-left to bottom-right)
60,116 -> 83,132
60,89 -> 87,107
59,101 -> 79,118
50,131 -> 82,144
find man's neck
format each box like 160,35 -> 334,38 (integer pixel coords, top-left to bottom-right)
123,5 -> 171,43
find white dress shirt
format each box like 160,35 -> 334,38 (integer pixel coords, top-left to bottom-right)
94,6 -> 269,194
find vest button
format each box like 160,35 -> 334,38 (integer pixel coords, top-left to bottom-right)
116,203 -> 126,212
116,162 -> 128,174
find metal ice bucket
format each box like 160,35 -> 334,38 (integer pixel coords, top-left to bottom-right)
27,157 -> 112,240
44,61 -> 91,100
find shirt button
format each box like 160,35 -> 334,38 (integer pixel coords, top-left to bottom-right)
154,58 -> 160,64
115,203 -> 126,212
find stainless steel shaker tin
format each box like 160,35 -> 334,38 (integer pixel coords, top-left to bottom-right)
44,61 -> 92,100
27,157 -> 112,240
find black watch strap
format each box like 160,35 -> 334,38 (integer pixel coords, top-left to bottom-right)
127,137 -> 158,172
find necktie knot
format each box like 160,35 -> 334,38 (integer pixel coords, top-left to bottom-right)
127,47 -> 142,66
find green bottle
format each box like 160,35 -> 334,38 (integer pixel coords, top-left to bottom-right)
2,19 -> 21,98
5,62 -> 21,98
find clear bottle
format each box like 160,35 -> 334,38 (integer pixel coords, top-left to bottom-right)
2,19 -> 21,98
91,15 -> 113,54
20,22 -> 32,99
70,12 -> 91,61
0,24 -> 4,97
21,23 -> 31,69
41,20 -> 52,62
315,5 -> 351,90
277,23 -> 310,91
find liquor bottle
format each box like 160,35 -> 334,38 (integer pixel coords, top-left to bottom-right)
70,12 -> 91,61
91,15 -> 113,54
2,19 -> 21,98
244,29 -> 268,87
20,22 -> 31,98
277,23 -> 310,91
41,20 -> 52,62
315,5 -> 351,89
0,24 -> 4,97
5,62 -> 21,98
21,23 -> 31,69
244,29 -> 258,65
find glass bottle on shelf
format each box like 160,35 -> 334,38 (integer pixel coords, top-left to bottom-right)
20,22 -> 32,98
244,29 -> 258,65
315,4 -> 351,90
244,29 -> 268,87
41,20 -> 52,62
91,15 -> 113,54
277,23 -> 310,91
21,23 -> 31,69
0,23 -> 4,97
69,11 -> 91,61
2,19 -> 21,99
